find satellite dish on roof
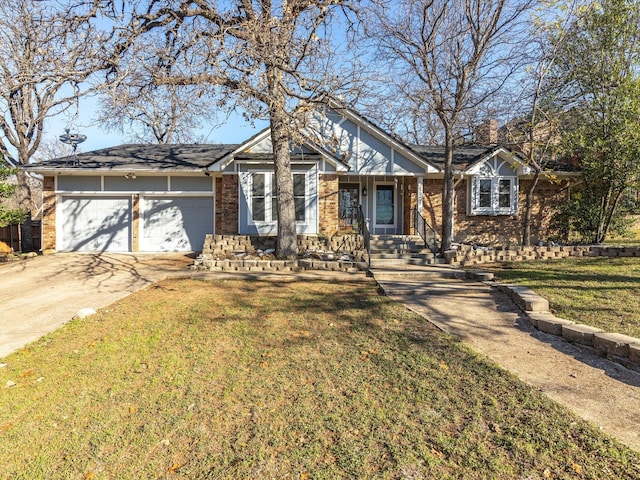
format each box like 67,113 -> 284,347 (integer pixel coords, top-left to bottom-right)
59,128 -> 87,153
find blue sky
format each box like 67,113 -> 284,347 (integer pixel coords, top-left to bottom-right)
56,95 -> 268,154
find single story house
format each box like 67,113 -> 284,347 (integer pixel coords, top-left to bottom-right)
26,102 -> 578,253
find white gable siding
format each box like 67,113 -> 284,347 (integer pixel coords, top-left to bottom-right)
306,107 -> 433,176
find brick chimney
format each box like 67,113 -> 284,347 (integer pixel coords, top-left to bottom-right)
475,119 -> 498,145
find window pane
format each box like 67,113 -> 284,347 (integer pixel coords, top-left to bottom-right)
271,173 -> 278,221
271,195 -> 278,221
498,179 -> 511,208
252,173 -> 265,197
252,197 -> 265,221
479,179 -> 492,208
293,174 -> 306,221
251,173 -> 265,221
295,198 -> 305,221
293,174 -> 305,197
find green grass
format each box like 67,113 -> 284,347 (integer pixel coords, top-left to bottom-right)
483,257 -> 640,338
1,277 -> 639,479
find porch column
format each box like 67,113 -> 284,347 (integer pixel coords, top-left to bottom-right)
417,177 -> 424,215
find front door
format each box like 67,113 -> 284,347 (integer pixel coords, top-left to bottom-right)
374,183 -> 396,231
338,183 -> 359,231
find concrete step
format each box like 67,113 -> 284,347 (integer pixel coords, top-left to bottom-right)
370,265 -> 468,281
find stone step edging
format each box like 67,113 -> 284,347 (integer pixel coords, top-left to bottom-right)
491,282 -> 640,372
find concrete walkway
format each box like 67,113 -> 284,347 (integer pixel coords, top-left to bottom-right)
371,265 -> 640,453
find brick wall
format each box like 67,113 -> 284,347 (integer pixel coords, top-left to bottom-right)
216,175 -> 239,235
422,177 -> 569,246
41,176 -> 56,253
318,174 -> 339,237
132,195 -> 140,252
403,177 -> 418,234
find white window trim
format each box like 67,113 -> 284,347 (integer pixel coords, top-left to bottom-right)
469,175 -> 518,216
247,171 -> 310,226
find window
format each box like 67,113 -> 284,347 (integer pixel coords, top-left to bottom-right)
294,174 -> 306,222
470,176 -> 517,215
251,173 -> 266,222
249,172 -> 307,223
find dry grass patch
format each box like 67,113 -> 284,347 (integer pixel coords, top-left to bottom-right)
1,277 -> 639,479
484,257 -> 640,338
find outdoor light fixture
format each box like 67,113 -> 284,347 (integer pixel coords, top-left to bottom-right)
362,186 -> 367,197
125,173 -> 137,180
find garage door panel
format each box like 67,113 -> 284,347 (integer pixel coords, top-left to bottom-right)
61,197 -> 132,252
142,197 -> 213,252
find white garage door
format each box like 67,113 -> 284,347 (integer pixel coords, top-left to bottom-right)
141,197 -> 213,252
60,197 -> 132,252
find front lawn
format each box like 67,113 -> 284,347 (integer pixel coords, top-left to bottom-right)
0,277 -> 638,479
483,257 -> 640,339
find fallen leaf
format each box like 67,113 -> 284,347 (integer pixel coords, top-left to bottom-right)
168,462 -> 186,473
83,472 -> 96,480
129,405 -> 137,414
571,463 -> 583,474
300,471 -> 310,480
439,362 -> 449,371
430,447 -> 444,458
0,422 -> 13,432
20,369 -> 35,378
543,468 -> 552,478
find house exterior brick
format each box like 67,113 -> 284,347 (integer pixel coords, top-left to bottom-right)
41,176 -> 56,253
132,194 -> 140,252
318,174 -> 339,237
403,177 -> 418,235
422,177 -> 570,246
216,175 -> 239,235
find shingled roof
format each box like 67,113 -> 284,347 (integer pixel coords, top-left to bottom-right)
25,144 -> 237,172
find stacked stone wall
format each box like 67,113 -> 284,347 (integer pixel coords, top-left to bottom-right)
447,244 -> 640,267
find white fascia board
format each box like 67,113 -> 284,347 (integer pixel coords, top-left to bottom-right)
463,147 -> 531,176
29,168 -> 207,176
208,128 -> 272,172
210,127 -> 350,173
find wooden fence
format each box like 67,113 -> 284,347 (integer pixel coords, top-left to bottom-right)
0,220 -> 41,253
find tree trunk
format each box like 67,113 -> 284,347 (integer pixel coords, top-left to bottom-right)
440,129 -> 455,254
266,65 -> 298,260
522,170 -> 540,247
270,116 -> 297,260
599,187 -> 625,244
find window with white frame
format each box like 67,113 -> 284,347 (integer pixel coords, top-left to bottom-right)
469,162 -> 518,215
249,172 -> 307,223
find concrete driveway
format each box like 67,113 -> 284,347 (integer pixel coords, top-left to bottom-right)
0,253 -> 193,359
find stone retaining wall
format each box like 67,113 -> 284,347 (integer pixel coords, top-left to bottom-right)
202,234 -> 365,258
493,282 -> 640,372
447,245 -> 640,267
190,258 -> 367,273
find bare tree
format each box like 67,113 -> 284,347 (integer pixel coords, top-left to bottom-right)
95,29 -> 225,144
107,0 -> 360,259
503,3 -> 578,246
369,0 -> 534,253
0,0 -> 105,249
